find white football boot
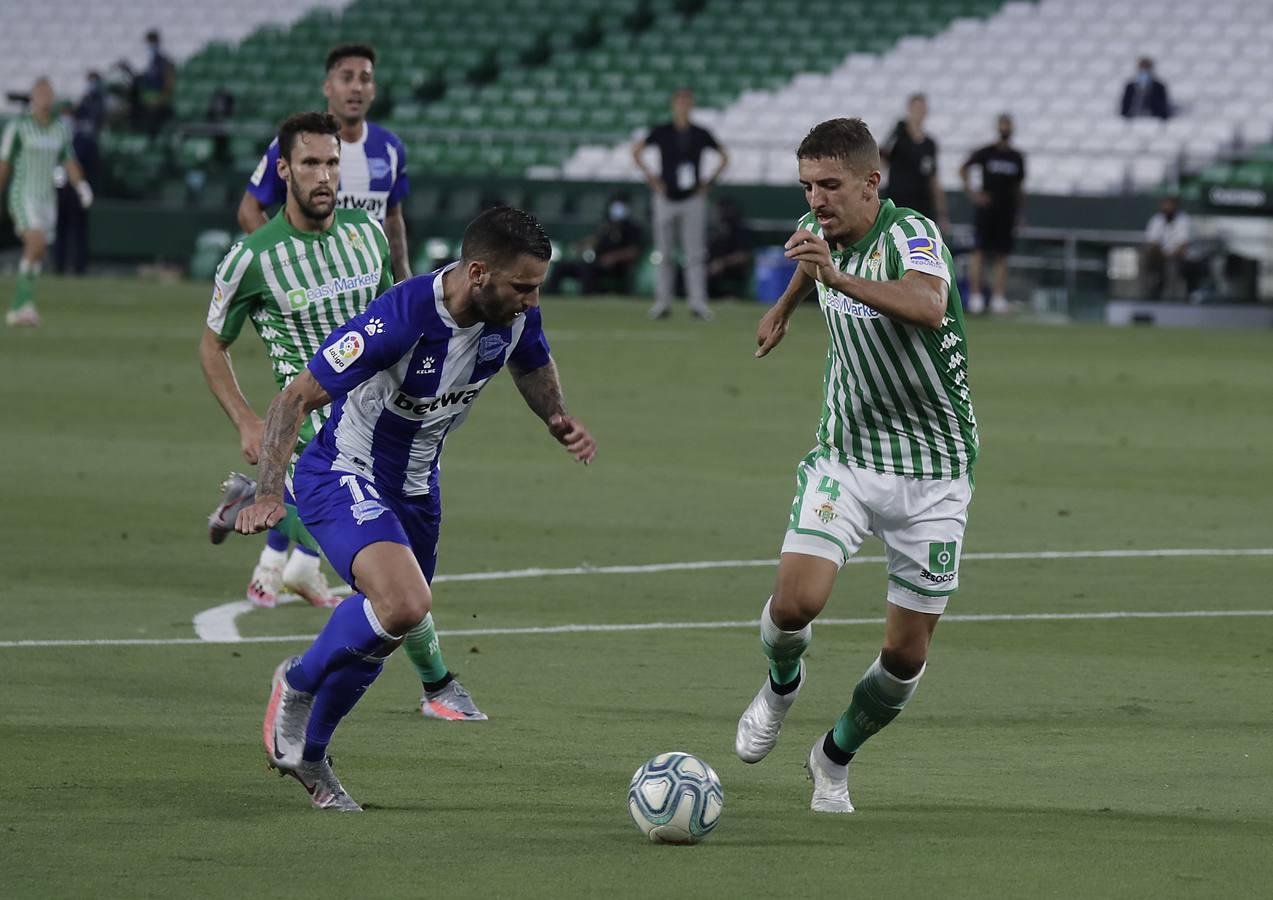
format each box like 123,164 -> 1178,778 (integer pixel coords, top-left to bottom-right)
262,657 -> 313,772
806,736 -> 855,813
735,661 -> 804,763
281,549 -> 343,608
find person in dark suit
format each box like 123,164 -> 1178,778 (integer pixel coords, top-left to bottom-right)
1121,57 -> 1171,120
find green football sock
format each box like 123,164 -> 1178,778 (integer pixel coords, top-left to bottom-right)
12,261 -> 38,311
403,612 -> 450,686
760,597 -> 810,686
279,503 -> 320,553
831,656 -> 925,754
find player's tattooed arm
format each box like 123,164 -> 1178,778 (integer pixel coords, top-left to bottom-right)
510,359 -> 567,423
236,371 -> 332,534
511,360 -> 597,465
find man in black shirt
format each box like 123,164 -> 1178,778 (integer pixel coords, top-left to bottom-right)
960,114 -> 1026,314
632,88 -> 729,320
546,193 -> 644,296
880,94 -> 948,231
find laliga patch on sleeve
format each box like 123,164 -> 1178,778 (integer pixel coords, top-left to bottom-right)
906,236 -> 946,271
249,154 -> 268,186
324,332 -> 364,372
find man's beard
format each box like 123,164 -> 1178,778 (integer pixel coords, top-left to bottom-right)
294,190 -> 334,221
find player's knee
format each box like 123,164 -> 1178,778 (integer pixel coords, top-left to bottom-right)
770,588 -> 823,630
879,644 -> 926,680
375,583 -> 432,634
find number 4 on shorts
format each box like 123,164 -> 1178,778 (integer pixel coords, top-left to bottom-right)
815,476 -> 840,501
929,541 -> 957,574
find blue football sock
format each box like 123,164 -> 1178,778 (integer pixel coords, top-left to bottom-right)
302,655 -> 384,762
266,528 -> 290,552
287,595 -> 397,694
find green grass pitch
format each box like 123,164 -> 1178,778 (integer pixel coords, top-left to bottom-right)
1,276 -> 1271,897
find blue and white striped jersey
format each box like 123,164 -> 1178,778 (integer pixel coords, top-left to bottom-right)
303,264 -> 551,496
246,122 -> 409,223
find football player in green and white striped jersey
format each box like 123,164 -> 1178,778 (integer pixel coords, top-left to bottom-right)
199,112 -> 486,722
735,118 -> 978,813
0,77 -> 93,326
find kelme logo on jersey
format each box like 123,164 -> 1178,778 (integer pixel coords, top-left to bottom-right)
390,387 -> 481,419
285,272 -> 381,310
928,541 -> 957,574
324,332 -> 364,373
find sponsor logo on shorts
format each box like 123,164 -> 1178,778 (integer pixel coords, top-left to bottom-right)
350,498 -> 388,524
928,541 -> 957,574
478,334 -> 508,363
816,501 -> 837,525
390,387 -> 481,418
919,568 -> 957,585
324,332 -> 364,372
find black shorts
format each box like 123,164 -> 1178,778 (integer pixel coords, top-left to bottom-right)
974,206 -> 1017,255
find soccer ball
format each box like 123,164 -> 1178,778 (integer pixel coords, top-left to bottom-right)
627,751 -> 724,844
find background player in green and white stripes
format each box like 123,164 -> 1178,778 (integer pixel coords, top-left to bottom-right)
0,77 -> 93,327
735,118 -> 978,812
199,112 -> 486,721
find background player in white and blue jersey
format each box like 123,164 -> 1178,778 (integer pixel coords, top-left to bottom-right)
236,208 -> 597,810
232,43 -> 412,608
237,44 -> 411,282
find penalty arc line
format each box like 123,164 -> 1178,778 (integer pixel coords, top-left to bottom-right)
190,547 -> 1273,643
3,608 -> 1273,649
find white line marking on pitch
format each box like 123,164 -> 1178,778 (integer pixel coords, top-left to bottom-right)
3,608 -> 1272,649
190,547 -> 1273,643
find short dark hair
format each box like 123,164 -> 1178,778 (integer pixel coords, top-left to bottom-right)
145,29 -> 161,44
326,43 -> 377,72
796,117 -> 881,174
461,207 -> 552,268
278,111 -> 340,163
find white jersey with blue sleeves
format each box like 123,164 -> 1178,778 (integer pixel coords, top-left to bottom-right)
304,264 -> 551,496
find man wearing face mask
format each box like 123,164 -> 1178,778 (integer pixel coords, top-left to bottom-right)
136,29 -> 176,137
1142,194 -> 1194,299
959,114 -> 1026,315
547,193 -> 644,296
1121,58 -> 1171,120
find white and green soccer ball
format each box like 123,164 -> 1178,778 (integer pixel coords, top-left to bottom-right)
627,751 -> 724,844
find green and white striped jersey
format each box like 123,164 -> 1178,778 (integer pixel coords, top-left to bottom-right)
802,199 -> 978,479
0,115 -> 73,210
206,208 -> 393,451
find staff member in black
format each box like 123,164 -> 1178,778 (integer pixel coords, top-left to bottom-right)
960,113 -> 1026,315
632,88 -> 729,320
880,93 -> 948,231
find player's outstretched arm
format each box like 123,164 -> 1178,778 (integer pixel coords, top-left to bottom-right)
198,326 -> 264,463
756,262 -> 816,358
510,359 -> 597,465
235,371 -> 332,533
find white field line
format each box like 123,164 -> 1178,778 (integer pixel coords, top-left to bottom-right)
3,608 -> 1273,649
190,548 -> 1273,643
